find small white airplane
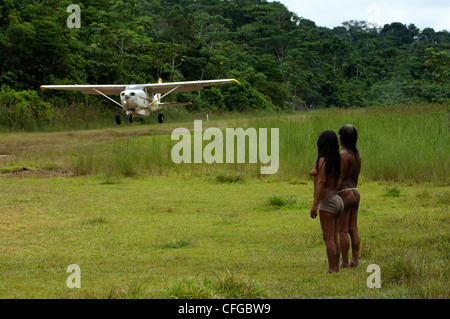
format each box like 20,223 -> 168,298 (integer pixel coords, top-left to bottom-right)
41,78 -> 239,124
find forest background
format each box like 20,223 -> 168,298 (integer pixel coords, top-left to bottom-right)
0,0 -> 449,130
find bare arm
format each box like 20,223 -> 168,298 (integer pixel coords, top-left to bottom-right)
311,157 -> 327,219
354,157 -> 361,187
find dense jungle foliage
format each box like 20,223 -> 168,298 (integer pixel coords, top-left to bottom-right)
0,0 -> 449,129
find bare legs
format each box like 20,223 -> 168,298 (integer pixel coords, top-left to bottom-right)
319,211 -> 340,273
338,190 -> 360,268
348,205 -> 360,267
339,209 -> 351,268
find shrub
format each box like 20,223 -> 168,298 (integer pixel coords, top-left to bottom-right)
265,195 -> 297,208
0,86 -> 53,130
384,186 -> 401,197
216,173 -> 243,183
159,271 -> 267,299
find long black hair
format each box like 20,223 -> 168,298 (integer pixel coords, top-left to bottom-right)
339,124 -> 359,158
316,130 -> 341,181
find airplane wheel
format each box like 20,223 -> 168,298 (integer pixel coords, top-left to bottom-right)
158,113 -> 164,123
115,115 -> 121,125
129,114 -> 134,123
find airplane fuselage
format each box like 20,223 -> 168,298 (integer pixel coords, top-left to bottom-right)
120,85 -> 161,117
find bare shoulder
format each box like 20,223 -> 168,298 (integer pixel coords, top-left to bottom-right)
340,149 -> 350,162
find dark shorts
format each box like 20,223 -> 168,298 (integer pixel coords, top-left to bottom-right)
318,195 -> 344,216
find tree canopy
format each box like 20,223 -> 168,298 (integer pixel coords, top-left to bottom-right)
1,0 -> 449,120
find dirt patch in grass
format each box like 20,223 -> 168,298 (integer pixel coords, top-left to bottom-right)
1,167 -> 74,178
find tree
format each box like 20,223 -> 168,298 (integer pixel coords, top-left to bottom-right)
1,0 -> 450,130
426,48 -> 450,129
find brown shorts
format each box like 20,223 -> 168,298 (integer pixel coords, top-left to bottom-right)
318,195 -> 344,216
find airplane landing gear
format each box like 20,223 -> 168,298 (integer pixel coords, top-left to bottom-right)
115,114 -> 121,125
158,113 -> 164,124
129,114 -> 134,123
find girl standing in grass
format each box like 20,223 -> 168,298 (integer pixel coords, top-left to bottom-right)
337,125 -> 361,268
310,130 -> 344,273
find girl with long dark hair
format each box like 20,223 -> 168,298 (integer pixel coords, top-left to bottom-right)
337,125 -> 361,268
310,130 -> 344,273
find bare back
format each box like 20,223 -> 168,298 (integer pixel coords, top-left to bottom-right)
337,148 -> 362,269
338,149 -> 361,190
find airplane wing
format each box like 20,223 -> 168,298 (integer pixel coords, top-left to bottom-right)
143,79 -> 239,94
159,102 -> 193,107
40,84 -> 126,95
40,79 -> 239,95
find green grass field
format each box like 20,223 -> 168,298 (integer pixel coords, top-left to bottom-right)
0,104 -> 448,298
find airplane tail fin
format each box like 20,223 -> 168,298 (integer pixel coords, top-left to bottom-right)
157,78 -> 162,100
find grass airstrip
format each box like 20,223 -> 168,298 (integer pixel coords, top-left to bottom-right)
0,104 -> 448,298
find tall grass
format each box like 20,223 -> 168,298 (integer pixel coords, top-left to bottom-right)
250,104 -> 449,185
72,135 -> 174,180
41,104 -> 450,185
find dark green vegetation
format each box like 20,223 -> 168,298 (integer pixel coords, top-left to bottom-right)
1,0 -> 449,130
